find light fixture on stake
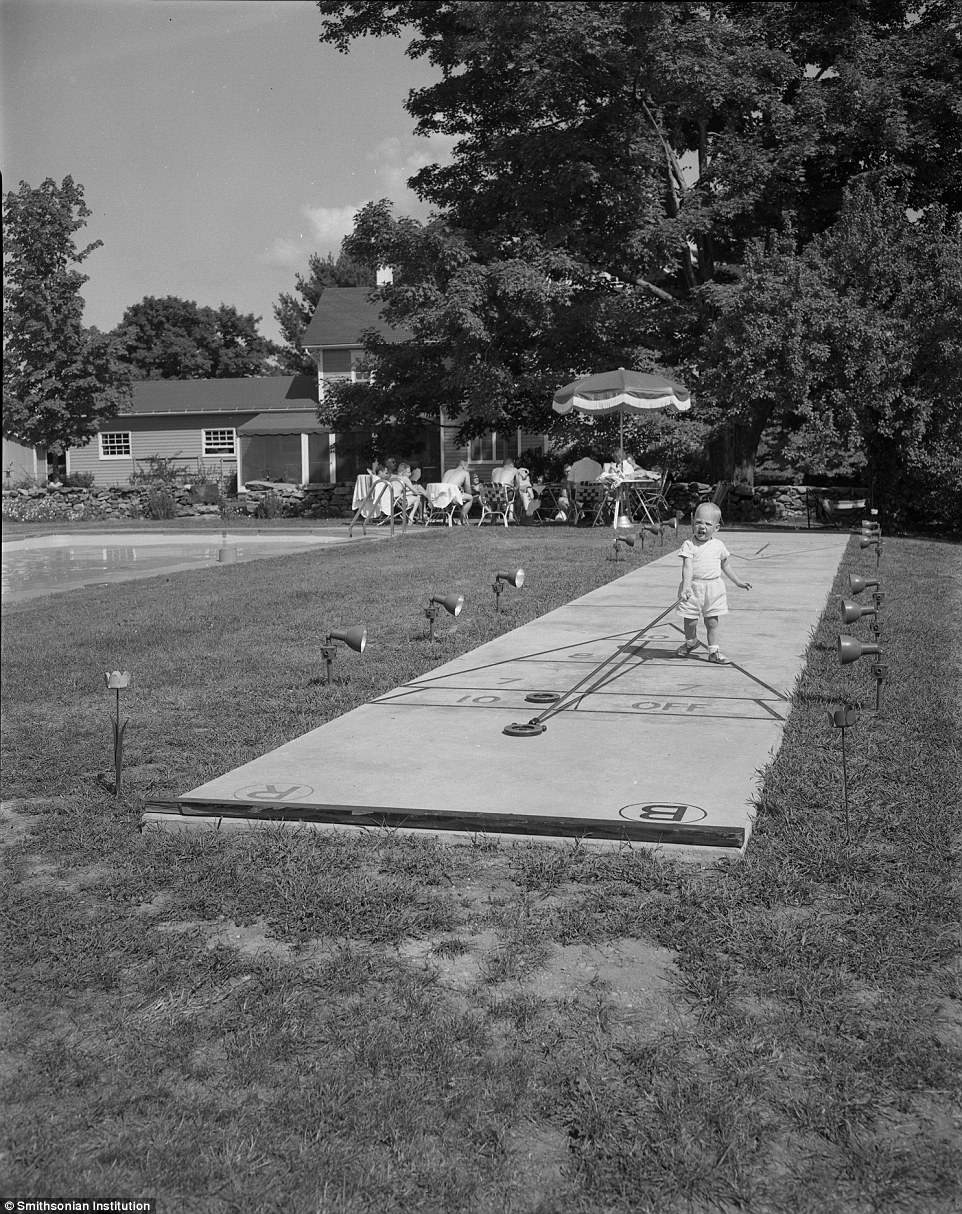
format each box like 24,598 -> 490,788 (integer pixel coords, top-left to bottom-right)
850,571 -> 885,615
849,573 -> 883,603
639,518 -> 677,548
492,568 -> 524,613
829,703 -> 860,841
320,626 -> 367,684
840,598 -> 881,638
860,533 -> 883,571
105,671 -> 131,796
609,534 -> 635,562
838,634 -> 889,712
424,593 -> 464,641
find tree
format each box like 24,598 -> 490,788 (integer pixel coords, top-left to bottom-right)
805,183 -> 962,529
316,1 -> 962,478
274,249 -> 374,373
112,296 -> 279,380
2,176 -> 130,453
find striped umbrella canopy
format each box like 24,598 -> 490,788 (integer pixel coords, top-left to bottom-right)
552,367 -> 692,448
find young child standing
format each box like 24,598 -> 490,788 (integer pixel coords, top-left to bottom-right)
675,503 -> 752,664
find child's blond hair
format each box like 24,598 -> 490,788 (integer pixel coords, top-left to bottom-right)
694,502 -> 722,525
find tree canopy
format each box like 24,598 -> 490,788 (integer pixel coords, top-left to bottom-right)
315,1 -> 962,521
111,296 -> 280,380
274,249 -> 374,373
2,176 -> 130,454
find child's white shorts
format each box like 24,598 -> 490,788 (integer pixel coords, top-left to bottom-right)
678,578 -> 728,619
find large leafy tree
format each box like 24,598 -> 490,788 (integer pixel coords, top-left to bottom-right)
317,1 -> 961,480
3,176 -> 130,453
112,296 -> 280,380
804,184 -> 962,529
275,249 -> 374,373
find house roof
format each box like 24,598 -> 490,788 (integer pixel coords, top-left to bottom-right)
237,411 -> 329,435
123,375 -> 318,416
300,287 -> 405,348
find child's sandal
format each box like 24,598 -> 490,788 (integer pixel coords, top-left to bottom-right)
674,641 -> 698,658
708,650 -> 731,665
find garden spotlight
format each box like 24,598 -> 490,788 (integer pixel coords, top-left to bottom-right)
850,571 -> 885,611
321,626 -> 367,684
492,569 -> 524,613
640,518 -> 676,547
860,534 -> 883,570
840,599 -> 880,635
828,703 -> 861,841
424,593 -> 464,641
104,670 -> 131,796
610,534 -> 635,561
838,634 -> 888,711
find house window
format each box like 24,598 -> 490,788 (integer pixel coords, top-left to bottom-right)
202,428 -> 236,456
468,432 -> 505,463
322,348 -> 353,375
99,432 -> 131,458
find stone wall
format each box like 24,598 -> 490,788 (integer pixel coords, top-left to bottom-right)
1,479 -> 828,525
1,481 -> 359,523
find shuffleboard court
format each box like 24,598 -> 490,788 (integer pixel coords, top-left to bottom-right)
143,530 -> 850,856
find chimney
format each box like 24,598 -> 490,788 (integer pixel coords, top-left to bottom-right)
376,265 -> 394,287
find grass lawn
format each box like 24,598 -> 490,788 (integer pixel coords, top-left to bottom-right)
2,524 -> 960,1213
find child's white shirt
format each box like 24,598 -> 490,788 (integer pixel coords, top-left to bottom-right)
680,536 -> 729,579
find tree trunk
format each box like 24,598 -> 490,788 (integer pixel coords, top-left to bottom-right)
708,405 -> 771,486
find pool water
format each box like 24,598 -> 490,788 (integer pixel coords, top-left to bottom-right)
1,532 -> 354,604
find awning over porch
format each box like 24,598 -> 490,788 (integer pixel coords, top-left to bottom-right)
237,412 -> 328,435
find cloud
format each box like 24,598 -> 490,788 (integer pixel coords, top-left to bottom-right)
366,132 -> 457,214
265,132 -> 458,264
302,204 -> 369,250
260,236 -> 309,269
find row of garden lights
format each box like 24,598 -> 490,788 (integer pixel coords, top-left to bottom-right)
608,518 -> 679,560
322,568 -> 525,678
830,517 -> 884,838
103,568 -> 527,795
836,520 -> 887,711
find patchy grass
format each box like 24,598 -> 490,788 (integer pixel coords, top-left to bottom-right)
2,526 -> 960,1212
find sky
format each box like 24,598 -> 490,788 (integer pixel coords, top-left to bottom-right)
1,0 -> 452,343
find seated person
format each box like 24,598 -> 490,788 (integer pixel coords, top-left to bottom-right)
515,466 -> 541,520
492,457 -> 519,487
440,458 -> 475,524
605,446 -> 658,478
393,462 -> 428,521
553,485 -> 574,523
491,457 -> 532,521
366,457 -> 386,478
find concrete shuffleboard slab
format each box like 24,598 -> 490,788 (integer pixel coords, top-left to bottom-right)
143,531 -> 849,855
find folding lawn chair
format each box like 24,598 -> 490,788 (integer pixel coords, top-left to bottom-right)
477,481 -> 516,526
423,483 -> 460,526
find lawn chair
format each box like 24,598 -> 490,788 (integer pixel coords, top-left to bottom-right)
349,475 -> 408,536
477,481 -> 516,526
807,488 -> 870,529
590,479 -> 621,527
564,482 -> 602,526
636,470 -> 672,521
423,482 -> 460,527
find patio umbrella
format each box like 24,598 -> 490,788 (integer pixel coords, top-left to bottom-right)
552,367 -> 692,450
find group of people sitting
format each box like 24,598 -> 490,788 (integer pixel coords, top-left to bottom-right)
364,446 -> 656,526
364,455 -> 541,525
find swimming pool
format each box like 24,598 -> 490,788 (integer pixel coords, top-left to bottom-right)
1,531 -> 361,604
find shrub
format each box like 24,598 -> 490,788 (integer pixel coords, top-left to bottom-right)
61,471 -> 95,488
189,479 -> 221,505
145,488 -> 176,520
255,491 -> 285,519
129,455 -> 186,489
